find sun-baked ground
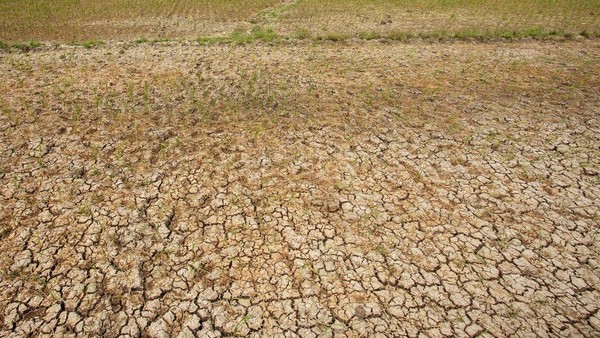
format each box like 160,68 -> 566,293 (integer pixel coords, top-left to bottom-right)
1,39 -> 599,337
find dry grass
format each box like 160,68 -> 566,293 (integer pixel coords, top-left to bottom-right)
277,0 -> 600,39
0,0 -> 279,41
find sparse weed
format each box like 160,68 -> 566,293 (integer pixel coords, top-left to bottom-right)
333,182 -> 346,191
386,31 -> 416,42
251,27 -> 279,42
230,27 -> 279,44
197,36 -> 227,45
359,31 -> 381,40
9,41 -> 41,52
374,244 -> 388,256
134,37 -> 148,44
81,40 -> 105,49
79,204 -> 92,216
319,322 -> 347,337
233,314 -> 253,336
293,27 -> 312,40
150,37 -> 171,43
115,144 -> 124,159
230,28 -> 255,44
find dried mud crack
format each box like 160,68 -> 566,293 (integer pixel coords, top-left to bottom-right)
0,40 -> 599,337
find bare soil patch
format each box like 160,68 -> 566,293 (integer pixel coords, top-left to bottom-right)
1,40 -> 599,336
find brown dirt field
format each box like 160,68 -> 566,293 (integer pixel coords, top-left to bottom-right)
0,0 -> 280,42
1,39 -> 599,336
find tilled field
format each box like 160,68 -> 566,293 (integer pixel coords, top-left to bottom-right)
1,40 -> 599,337
0,0 -> 281,42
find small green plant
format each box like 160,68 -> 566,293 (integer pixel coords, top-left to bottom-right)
233,315 -> 253,336
228,27 -> 280,44
293,27 -> 311,40
374,244 -> 388,256
523,26 -> 544,38
142,81 -> 150,113
10,41 -> 41,52
319,322 -> 347,337
115,144 -> 124,159
504,153 -> 516,162
333,181 -> 346,191
79,204 -> 92,216
506,306 -> 521,318
134,37 -> 148,44
305,263 -> 321,278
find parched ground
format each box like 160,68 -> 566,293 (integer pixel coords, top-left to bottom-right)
1,40 -> 599,337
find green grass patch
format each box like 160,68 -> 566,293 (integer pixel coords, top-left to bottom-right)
386,31 -> 416,42
6,40 -> 42,52
0,40 -> 10,51
250,27 -> 279,42
230,27 -> 280,44
229,29 -> 254,44
195,27 -> 281,45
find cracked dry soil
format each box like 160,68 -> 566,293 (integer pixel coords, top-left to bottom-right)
1,40 -> 599,337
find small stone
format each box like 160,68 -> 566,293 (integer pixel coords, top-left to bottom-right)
327,200 -> 340,212
65,312 -> 81,328
583,167 -> 598,176
465,323 -> 483,336
44,304 -> 62,321
355,305 -> 366,320
11,250 -> 32,272
176,327 -> 195,338
39,210 -> 53,223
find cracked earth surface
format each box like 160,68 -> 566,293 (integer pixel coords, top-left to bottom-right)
1,40 -> 599,337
